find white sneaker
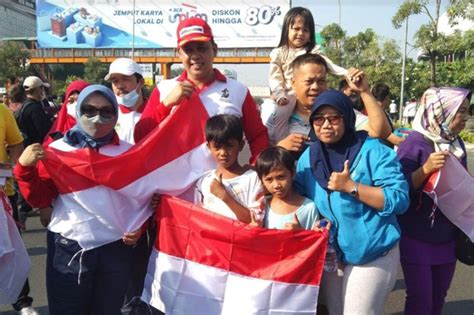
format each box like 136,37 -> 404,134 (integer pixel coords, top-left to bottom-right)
19,307 -> 39,315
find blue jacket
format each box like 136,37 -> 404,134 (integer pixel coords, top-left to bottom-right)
295,138 -> 409,265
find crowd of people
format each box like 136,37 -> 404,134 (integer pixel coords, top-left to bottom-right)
1,8 -> 472,315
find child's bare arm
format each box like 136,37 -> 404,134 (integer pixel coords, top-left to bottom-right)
210,174 -> 252,223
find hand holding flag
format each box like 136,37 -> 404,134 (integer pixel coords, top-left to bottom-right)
18,144 -> 46,167
284,213 -> 302,230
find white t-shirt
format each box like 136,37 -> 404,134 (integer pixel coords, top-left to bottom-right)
389,101 -> 397,114
116,109 -> 142,144
194,169 -> 264,221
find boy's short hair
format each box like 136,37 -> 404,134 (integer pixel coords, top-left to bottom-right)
255,146 -> 295,179
205,114 -> 243,145
291,53 -> 328,72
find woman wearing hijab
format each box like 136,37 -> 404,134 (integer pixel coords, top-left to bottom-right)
396,87 -> 471,315
43,80 -> 90,146
294,89 -> 409,315
14,85 -> 151,315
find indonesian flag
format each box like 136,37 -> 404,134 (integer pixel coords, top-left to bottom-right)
43,93 -> 214,196
142,196 -> 328,314
40,93 -> 216,249
0,191 -> 31,304
423,153 -> 474,241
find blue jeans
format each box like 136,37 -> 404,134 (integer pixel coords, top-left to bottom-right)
46,231 -> 134,315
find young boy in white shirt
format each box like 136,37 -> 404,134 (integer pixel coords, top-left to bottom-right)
194,114 -> 264,223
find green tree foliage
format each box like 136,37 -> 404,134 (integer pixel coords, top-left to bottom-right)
50,64 -> 85,82
52,75 -> 81,99
447,0 -> 474,22
0,41 -> 31,85
84,57 -> 109,85
320,23 -> 346,66
321,25 -> 403,103
436,57 -> 474,88
392,0 -> 471,86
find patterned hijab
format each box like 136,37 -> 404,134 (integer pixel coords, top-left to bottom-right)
412,87 -> 471,159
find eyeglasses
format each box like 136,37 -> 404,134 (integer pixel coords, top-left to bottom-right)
312,114 -> 343,126
81,104 -> 115,119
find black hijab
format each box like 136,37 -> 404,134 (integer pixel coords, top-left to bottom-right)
309,89 -> 368,189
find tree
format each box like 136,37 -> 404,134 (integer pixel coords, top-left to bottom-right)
321,23 -> 346,67
52,75 -> 81,99
392,0 -> 471,86
0,41 -> 30,85
321,26 -> 403,102
50,63 -> 85,82
84,57 -> 108,85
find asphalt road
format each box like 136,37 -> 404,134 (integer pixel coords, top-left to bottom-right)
1,145 -> 473,315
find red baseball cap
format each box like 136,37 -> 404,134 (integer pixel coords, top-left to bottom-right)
176,17 -> 213,48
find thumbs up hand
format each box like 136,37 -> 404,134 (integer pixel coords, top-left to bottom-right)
284,213 -> 302,231
210,172 -> 229,200
328,160 -> 354,193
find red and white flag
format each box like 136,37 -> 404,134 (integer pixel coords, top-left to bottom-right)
423,153 -> 474,241
142,196 -> 328,314
37,91 -> 327,312
0,191 -> 31,304
40,94 -> 216,249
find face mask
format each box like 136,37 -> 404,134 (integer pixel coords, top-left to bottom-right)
116,89 -> 140,108
66,102 -> 77,117
79,114 -> 116,139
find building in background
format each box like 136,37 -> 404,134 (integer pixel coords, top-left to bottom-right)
0,1 -> 36,39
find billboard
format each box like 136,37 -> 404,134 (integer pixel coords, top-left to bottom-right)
36,0 -> 290,49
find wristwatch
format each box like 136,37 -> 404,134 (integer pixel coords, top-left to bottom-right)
349,182 -> 359,198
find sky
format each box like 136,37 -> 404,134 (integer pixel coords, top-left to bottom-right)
220,0 -> 446,86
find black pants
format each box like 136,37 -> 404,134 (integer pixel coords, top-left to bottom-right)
46,231 -> 135,315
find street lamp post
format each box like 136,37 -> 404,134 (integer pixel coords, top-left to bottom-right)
132,0 -> 136,60
399,16 -> 408,123
338,0 -> 341,27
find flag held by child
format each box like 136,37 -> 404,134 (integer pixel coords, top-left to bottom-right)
142,196 -> 327,314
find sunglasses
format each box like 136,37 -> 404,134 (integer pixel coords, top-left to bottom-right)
312,114 -> 343,126
81,104 -> 115,119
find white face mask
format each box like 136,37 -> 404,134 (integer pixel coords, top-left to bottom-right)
79,114 -> 116,139
66,102 -> 77,117
116,89 -> 140,108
